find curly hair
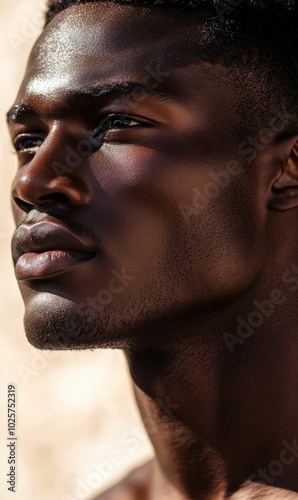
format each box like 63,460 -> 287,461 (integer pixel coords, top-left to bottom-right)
45,0 -> 297,23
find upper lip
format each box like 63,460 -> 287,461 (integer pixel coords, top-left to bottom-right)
11,219 -> 98,263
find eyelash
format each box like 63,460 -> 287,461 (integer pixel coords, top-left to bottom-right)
100,114 -> 145,132
13,134 -> 44,153
13,114 -> 152,153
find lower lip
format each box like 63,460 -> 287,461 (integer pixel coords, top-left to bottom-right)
15,250 -> 96,281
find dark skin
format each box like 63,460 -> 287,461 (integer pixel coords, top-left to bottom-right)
7,3 -> 298,499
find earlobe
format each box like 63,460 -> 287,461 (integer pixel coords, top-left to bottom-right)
270,140 -> 298,211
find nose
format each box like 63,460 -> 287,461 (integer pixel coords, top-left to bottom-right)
11,125 -> 92,214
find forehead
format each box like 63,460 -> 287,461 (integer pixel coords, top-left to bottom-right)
17,3 -> 215,102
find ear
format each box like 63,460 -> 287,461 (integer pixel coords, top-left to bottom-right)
270,137 -> 298,211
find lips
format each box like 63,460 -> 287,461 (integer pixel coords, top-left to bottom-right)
11,220 -> 98,281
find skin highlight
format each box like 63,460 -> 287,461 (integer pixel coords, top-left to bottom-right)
7,3 -> 298,499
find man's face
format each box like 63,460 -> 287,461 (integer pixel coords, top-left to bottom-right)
8,3 -> 269,349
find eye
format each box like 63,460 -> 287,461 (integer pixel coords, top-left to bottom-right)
102,114 -> 143,131
13,133 -> 44,153
95,114 -> 154,138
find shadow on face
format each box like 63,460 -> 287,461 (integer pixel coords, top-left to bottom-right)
8,2 -> 296,351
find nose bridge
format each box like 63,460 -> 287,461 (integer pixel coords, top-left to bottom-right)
12,122 -> 92,210
41,121 -> 86,177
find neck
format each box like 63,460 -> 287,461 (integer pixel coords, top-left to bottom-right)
124,263 -> 298,499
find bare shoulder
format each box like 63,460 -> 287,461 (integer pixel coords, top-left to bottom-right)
90,459 -> 154,500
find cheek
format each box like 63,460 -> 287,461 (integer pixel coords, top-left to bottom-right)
91,140 -> 182,195
169,170 -> 267,301
91,145 -> 267,304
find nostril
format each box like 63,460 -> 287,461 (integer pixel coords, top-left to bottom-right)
39,193 -> 68,203
12,197 -> 34,213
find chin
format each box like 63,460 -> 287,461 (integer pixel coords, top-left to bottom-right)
22,291 -> 132,351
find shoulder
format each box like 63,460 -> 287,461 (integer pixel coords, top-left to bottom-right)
90,459 -> 154,500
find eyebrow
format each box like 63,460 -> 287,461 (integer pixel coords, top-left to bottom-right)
6,81 -> 170,126
6,103 -> 39,126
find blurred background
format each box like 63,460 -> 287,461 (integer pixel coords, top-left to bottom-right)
0,2 -> 153,499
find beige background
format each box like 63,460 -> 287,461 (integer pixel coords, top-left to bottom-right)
0,2 -> 153,499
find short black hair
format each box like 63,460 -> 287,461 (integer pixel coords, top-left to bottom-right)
44,1 -> 298,139
45,0 -> 297,24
